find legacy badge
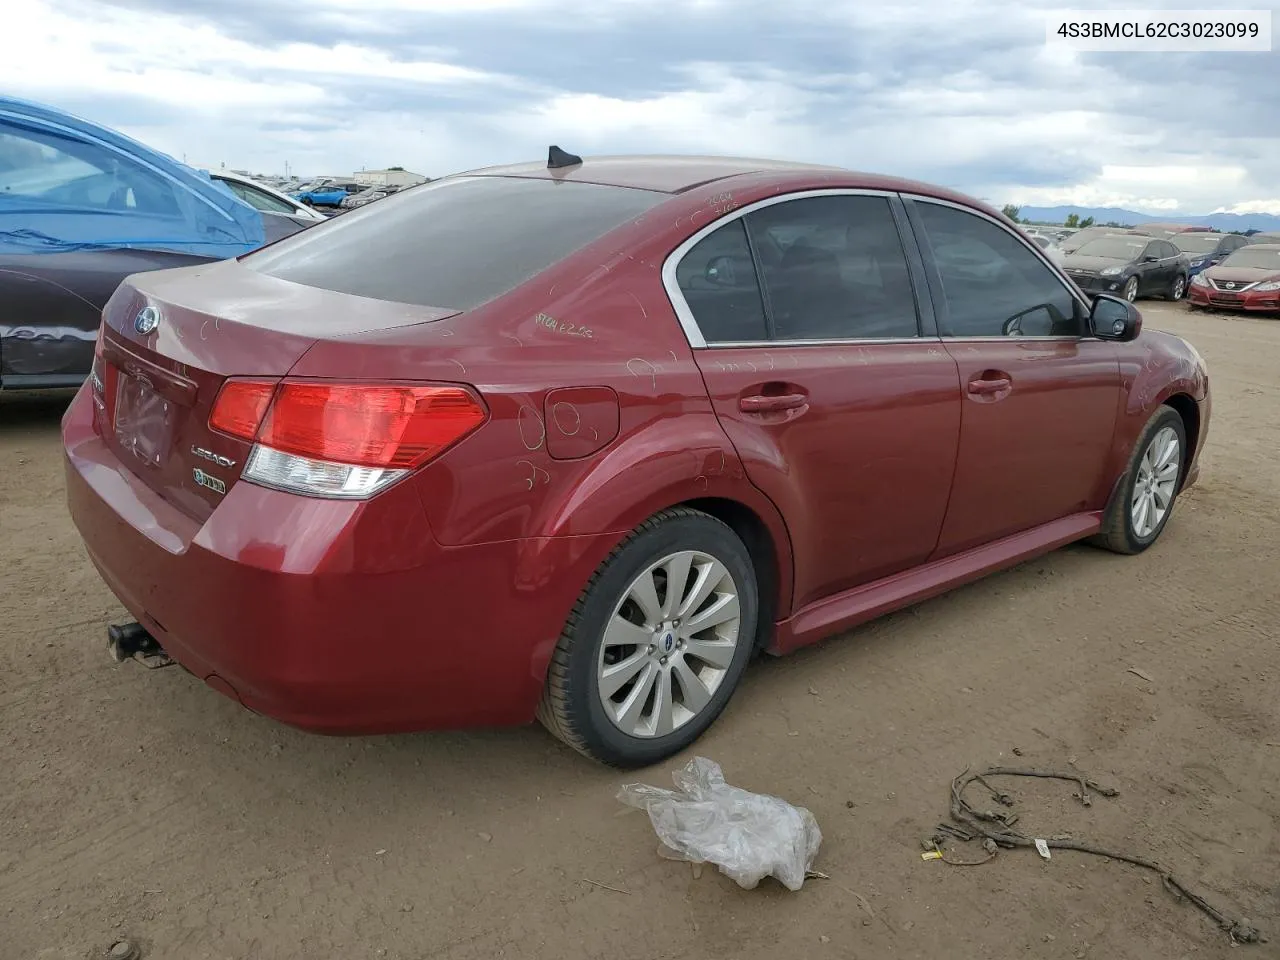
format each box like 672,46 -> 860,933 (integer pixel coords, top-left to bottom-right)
193,468 -> 226,495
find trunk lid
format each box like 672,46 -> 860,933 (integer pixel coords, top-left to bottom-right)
97,259 -> 457,521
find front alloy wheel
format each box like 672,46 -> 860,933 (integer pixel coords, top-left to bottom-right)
538,508 -> 758,767
1091,406 -> 1187,555
1169,275 -> 1186,301
1123,276 -> 1139,302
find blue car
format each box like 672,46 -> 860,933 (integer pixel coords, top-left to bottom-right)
292,179 -> 361,208
1169,232 -> 1250,281
0,96 -> 305,389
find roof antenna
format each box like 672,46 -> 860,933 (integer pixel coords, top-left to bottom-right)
547,145 -> 583,169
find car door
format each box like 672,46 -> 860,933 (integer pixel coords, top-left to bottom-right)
669,192 -> 963,611
904,197 -> 1121,557
1159,239 -> 1182,288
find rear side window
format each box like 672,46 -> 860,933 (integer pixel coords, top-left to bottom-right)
674,220 -> 769,342
745,195 -> 919,340
245,176 -> 664,310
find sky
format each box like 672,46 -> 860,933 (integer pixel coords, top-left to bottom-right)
4,0 -> 1278,215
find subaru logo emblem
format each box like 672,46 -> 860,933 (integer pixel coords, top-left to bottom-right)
134,306 -> 159,335
662,633 -> 675,653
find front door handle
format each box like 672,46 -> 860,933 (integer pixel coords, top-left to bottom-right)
967,378 -> 1011,395
739,392 -> 808,413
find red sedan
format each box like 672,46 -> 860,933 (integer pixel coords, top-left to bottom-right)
1188,243 -> 1280,314
63,150 -> 1210,767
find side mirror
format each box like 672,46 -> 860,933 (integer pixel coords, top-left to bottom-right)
1090,293 -> 1142,341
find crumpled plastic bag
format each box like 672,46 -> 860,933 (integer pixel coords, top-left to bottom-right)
617,756 -> 822,891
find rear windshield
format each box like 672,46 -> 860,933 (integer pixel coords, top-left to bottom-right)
1172,234 -> 1223,254
244,175 -> 664,310
1221,246 -> 1280,269
1073,237 -> 1147,259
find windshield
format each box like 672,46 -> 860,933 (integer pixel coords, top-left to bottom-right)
1220,246 -> 1280,270
1172,234 -> 1224,254
1073,237 -> 1147,259
246,175 -> 665,310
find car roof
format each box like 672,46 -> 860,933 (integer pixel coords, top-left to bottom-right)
1245,243 -> 1280,251
456,153 -> 993,206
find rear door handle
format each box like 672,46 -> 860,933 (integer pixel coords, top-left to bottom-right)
967,378 -> 1011,395
739,393 -> 807,413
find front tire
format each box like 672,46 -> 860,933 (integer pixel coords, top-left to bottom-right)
537,508 -> 759,767
1091,406 -> 1187,555
1167,274 -> 1186,301
1123,276 -> 1139,302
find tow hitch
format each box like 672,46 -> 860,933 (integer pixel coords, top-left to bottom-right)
107,622 -> 175,669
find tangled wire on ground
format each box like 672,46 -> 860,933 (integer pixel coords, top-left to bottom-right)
928,767 -> 1262,945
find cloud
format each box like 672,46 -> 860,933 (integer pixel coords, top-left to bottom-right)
3,0 -> 1278,214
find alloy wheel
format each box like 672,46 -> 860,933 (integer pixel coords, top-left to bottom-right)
1172,276 -> 1186,300
596,550 -> 741,739
1123,277 -> 1138,302
1130,425 -> 1180,539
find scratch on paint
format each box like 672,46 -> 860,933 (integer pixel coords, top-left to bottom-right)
199,320 -> 210,341
549,283 -> 558,297
763,353 -> 776,371
505,333 -> 524,347
551,401 -> 581,437
448,358 -> 467,375
695,476 -> 709,491
589,426 -> 599,441
626,358 -> 659,391
628,292 -> 649,320
516,460 -> 552,490
668,350 -> 678,363
517,405 -> 546,451
442,330 -> 455,337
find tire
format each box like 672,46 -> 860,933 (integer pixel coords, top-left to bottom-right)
537,507 -> 758,767
1091,406 -> 1187,555
1122,276 -> 1139,302
1166,274 -> 1186,301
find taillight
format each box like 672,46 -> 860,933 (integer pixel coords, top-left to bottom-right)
209,380 -> 486,500
210,379 -> 277,440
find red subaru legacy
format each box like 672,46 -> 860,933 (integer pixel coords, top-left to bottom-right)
63,150 -> 1210,766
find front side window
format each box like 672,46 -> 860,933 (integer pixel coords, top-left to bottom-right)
224,179 -> 296,215
744,195 -> 918,340
0,129 -> 181,217
916,201 -> 1082,338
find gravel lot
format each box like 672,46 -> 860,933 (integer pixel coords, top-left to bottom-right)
3,302 -> 1277,960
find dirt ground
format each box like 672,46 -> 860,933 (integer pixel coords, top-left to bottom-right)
3,301 -> 1278,960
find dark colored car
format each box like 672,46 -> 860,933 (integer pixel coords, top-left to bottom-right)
63,152 -> 1210,767
1061,234 -> 1189,302
1187,243 -> 1280,313
1168,231 -> 1249,282
0,97 -> 304,390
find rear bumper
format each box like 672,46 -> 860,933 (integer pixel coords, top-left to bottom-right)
1187,286 -> 1280,312
62,385 -> 610,734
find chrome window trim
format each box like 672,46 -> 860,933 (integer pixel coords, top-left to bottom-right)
661,187 -> 911,349
701,336 -> 933,349
899,193 -> 1093,319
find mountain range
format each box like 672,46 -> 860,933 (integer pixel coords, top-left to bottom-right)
1015,205 -> 1280,233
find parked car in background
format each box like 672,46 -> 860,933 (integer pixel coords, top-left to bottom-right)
64,151 -> 1209,766
293,179 -> 360,208
1027,232 -> 1066,267
339,184 -> 403,210
1059,226 -> 1146,255
1168,231 -> 1248,282
1134,223 -> 1213,237
1247,231 -> 1280,244
0,96 -> 279,390
1187,243 -> 1280,313
207,169 -> 326,237
1061,234 -> 1189,301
